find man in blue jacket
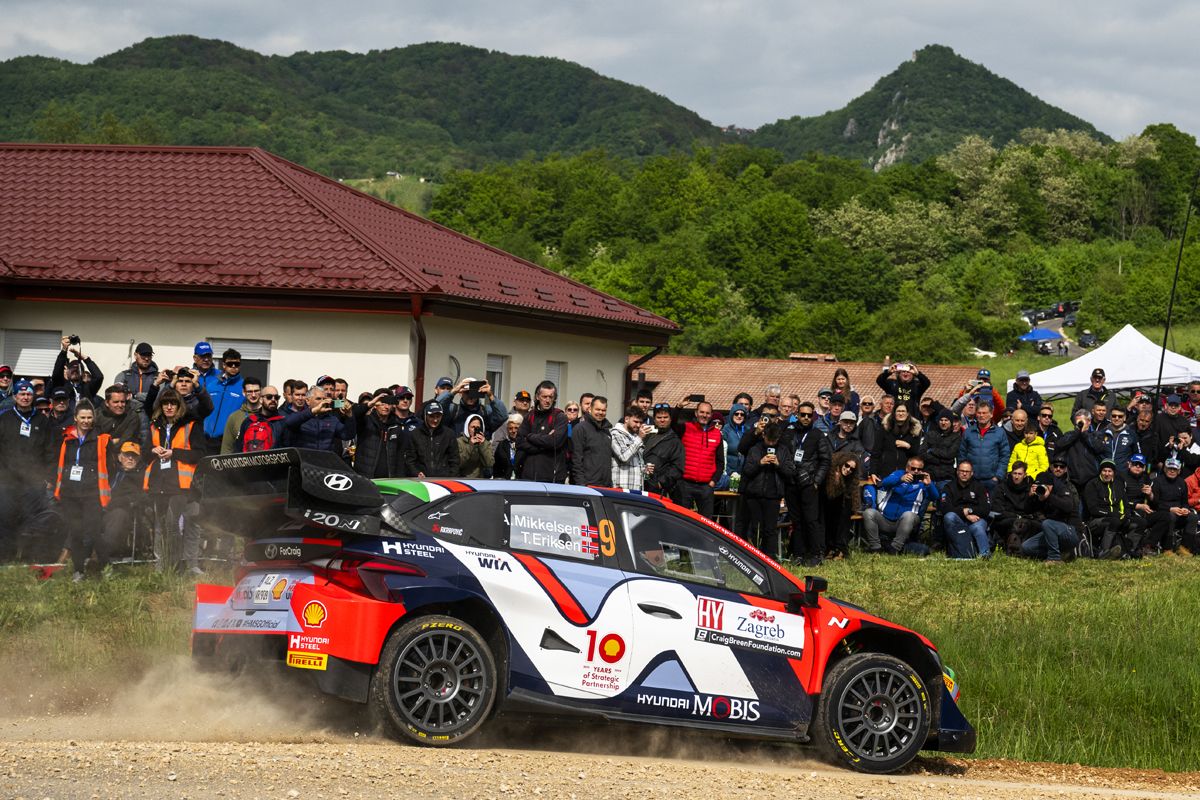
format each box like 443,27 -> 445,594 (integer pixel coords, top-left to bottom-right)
861,455 -> 940,554
201,348 -> 245,453
958,400 -> 1010,489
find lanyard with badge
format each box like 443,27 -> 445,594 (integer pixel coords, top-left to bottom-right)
15,408 -> 34,438
69,432 -> 86,481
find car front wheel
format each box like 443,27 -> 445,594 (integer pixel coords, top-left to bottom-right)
370,615 -> 497,745
811,652 -> 931,773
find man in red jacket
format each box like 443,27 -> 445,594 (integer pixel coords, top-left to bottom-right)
674,400 -> 725,520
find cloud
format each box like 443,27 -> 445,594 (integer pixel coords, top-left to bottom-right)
0,0 -> 1195,138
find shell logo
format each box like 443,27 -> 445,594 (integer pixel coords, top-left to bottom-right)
301,600 -> 328,629
598,633 -> 625,664
271,578 -> 288,600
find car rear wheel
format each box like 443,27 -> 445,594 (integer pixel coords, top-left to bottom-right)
811,652 -> 931,774
370,615 -> 497,745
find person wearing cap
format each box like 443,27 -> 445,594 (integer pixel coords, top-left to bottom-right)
569,396 -> 613,488
812,390 -> 832,427
234,385 -> 286,453
722,403 -> 751,481
0,378 -> 60,561
49,335 -> 104,409
95,383 -> 144,449
1145,457 -> 1196,555
219,376 -> 262,455
391,386 -> 420,433
1082,459 -> 1133,559
1155,393 -> 1193,454
1022,456 -> 1082,563
1006,370 -> 1043,418
191,341 -> 218,381
431,376 -> 454,406
876,357 -> 931,416
641,402 -> 685,498
815,393 -> 848,435
1008,425 -> 1049,480
201,348 -> 246,454
351,389 -> 408,478
101,441 -> 151,561
45,387 -> 74,439
829,410 -> 865,460
954,369 -> 1005,418
1071,368 -> 1116,418
34,395 -> 51,415
1120,452 -> 1154,545
0,364 -> 15,412
114,343 -> 160,416
494,389 -> 533,447
404,401 -> 459,478
283,385 -> 356,455
1053,407 -> 1104,494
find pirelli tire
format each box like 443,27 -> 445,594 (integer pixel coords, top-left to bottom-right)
811,652 -> 931,774
370,615 -> 498,746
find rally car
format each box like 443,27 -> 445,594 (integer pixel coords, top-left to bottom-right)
191,449 -> 974,774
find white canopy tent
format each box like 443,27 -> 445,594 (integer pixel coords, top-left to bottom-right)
1010,324 -> 1200,394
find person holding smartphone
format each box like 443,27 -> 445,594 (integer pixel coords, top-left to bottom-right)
741,422 -> 794,560
283,385 -> 356,455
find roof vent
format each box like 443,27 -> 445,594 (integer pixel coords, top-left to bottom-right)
278,260 -> 322,270
317,269 -> 358,280
422,266 -> 445,277
175,257 -> 220,266
111,264 -> 157,273
11,260 -> 54,269
76,254 -> 119,263
213,266 -> 260,276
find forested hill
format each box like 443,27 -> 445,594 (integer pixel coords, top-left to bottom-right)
0,35 -> 723,177
750,45 -> 1109,170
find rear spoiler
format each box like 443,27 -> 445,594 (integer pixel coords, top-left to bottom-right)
193,448 -> 383,538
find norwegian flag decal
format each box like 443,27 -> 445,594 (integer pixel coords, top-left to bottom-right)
580,524 -> 600,555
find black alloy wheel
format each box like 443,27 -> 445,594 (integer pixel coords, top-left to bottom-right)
371,615 -> 497,745
812,652 -> 931,773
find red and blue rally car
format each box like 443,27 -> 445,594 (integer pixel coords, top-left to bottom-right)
191,449 -> 974,773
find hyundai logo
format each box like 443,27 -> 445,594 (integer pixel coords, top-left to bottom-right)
323,473 -> 353,492
263,544 -> 278,559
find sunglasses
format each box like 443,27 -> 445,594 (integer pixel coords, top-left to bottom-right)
224,361 -> 241,368
861,402 -> 875,407
796,412 -> 813,418
1039,412 -> 1053,417
261,393 -> 280,399
565,407 -> 580,412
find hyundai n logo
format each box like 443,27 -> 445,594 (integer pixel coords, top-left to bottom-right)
323,473 -> 353,492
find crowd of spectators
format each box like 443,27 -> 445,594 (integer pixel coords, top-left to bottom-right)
2,340 -> 1199,577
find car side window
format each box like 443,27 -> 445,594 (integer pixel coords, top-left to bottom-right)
617,505 -> 770,595
507,499 -> 602,562
414,494 -> 505,547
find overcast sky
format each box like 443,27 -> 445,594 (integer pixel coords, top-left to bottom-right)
2,0 -> 1197,139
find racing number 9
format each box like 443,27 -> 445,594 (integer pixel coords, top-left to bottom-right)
598,519 -> 617,558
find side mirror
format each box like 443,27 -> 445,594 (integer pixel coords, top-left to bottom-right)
787,575 -> 828,613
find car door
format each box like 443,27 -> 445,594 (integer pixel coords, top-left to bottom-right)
608,501 -> 812,732
435,491 -> 634,702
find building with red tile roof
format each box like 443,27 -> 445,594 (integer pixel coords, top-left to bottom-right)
0,143 -> 677,402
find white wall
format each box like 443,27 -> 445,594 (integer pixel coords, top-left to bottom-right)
0,300 -> 412,395
422,316 -> 629,407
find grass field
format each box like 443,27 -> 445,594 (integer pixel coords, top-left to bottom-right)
344,175 -> 436,215
2,555 -> 1198,770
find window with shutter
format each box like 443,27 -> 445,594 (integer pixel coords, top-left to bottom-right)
2,329 -> 61,377
207,338 -> 272,384
485,354 -> 508,403
545,361 -> 566,390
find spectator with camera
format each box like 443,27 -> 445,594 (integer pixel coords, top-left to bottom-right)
404,401 -> 459,478
350,389 -> 408,478
516,381 -> 570,483
876,358 -> 931,415
642,403 -> 685,498
942,460 -> 992,558
570,396 -> 613,488
492,413 -> 524,480
862,456 -> 939,555
457,413 -> 495,478
1082,459 -> 1135,559
234,385 -> 285,452
1155,394 -> 1193,452
785,401 -> 832,566
954,369 -> 1005,418
741,421 -> 795,559
144,386 -> 207,573
114,342 -> 159,416
1145,457 -> 1196,554
958,400 -> 1010,489
284,384 -> 355,455
1164,428 -> 1200,472
1022,456 -> 1083,563
991,461 -> 1043,555
1055,407 -> 1104,493
441,377 -> 508,437
145,365 -> 213,424
50,335 -> 104,408
610,405 -> 648,492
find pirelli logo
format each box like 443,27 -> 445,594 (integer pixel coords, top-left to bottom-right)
286,651 -> 328,671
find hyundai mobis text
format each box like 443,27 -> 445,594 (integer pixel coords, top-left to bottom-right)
192,449 -> 974,773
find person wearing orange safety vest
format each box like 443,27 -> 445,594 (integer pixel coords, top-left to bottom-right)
143,387 -> 206,573
53,401 -> 115,581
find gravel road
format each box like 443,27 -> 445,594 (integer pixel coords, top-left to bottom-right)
2,659 -> 1196,800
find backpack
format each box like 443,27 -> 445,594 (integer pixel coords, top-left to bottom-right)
242,414 -> 282,452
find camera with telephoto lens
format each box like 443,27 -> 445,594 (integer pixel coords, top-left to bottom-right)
68,334 -> 81,346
